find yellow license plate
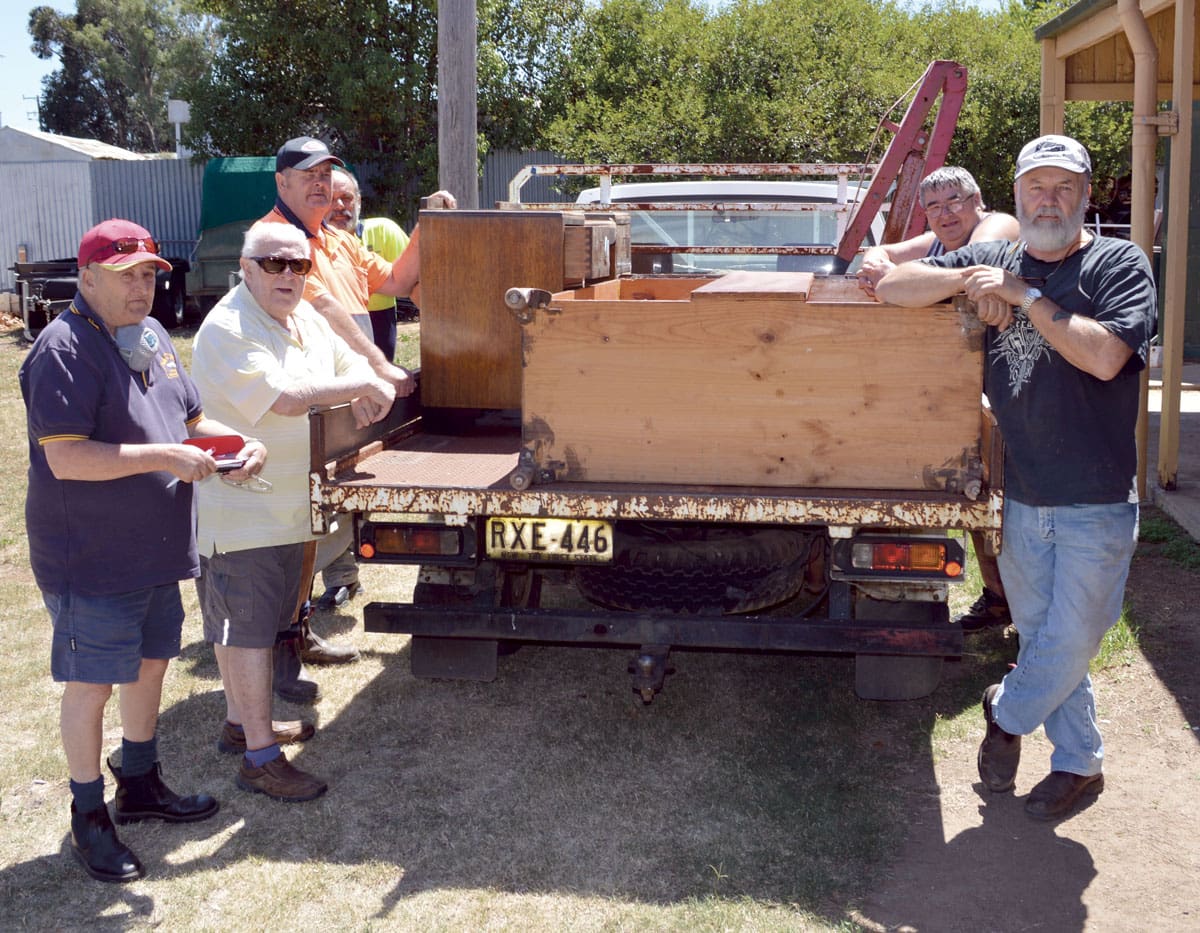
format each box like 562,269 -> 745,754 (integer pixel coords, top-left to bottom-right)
485,517 -> 613,563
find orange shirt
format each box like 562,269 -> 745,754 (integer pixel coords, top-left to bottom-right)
256,206 -> 391,324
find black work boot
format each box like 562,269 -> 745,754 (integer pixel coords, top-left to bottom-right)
274,627 -> 321,703
70,802 -> 144,883
106,753 -> 219,824
978,684 -> 1021,792
959,587 -> 1012,633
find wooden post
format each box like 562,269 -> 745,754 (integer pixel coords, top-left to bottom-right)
1039,38 -> 1066,134
1157,0 -> 1195,490
437,0 -> 480,209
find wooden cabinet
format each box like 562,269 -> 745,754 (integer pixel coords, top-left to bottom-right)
419,210 -> 628,410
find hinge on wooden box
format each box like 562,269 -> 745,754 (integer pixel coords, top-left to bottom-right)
539,460 -> 567,484
509,447 -> 539,490
509,446 -> 567,489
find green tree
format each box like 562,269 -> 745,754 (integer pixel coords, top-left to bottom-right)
29,0 -> 216,151
478,0 -> 585,152
540,0 -> 1018,175
184,0 -> 582,225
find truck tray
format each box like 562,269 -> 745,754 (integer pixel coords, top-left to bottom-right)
518,272 -> 985,493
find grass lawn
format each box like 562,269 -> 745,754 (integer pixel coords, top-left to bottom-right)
0,313 -> 1190,931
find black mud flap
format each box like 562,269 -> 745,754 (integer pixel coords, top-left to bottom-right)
853,596 -> 951,701
410,635 -> 498,682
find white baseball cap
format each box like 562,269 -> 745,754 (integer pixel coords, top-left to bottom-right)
1015,135 -> 1092,179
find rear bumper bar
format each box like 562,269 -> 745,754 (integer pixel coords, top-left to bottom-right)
364,602 -> 963,657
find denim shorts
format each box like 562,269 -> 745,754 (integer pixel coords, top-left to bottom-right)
197,543 -> 305,649
44,583 -> 185,684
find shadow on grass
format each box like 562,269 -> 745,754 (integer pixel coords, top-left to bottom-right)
0,615 -> 1105,930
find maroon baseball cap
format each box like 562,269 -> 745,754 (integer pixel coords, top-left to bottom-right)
77,219 -> 171,272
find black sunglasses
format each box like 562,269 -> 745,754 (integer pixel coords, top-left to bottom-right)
251,256 -> 312,275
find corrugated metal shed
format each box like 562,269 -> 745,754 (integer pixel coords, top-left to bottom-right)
0,128 -> 203,291
2,162 -> 93,270
91,160 -> 204,258
0,126 -> 154,162
481,149 -> 572,206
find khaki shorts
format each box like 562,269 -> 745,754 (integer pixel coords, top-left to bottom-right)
197,543 -> 304,648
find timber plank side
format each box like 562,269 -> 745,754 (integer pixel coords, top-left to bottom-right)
420,211 -> 566,409
522,275 -> 982,491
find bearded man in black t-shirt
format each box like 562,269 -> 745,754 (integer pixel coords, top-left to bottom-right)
877,135 -> 1156,822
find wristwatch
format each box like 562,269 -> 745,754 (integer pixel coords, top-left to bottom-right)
1020,287 -> 1043,314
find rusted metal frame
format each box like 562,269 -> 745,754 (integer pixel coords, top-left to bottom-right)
630,244 -> 838,256
308,393 -> 423,481
317,480 -> 1002,534
547,201 -> 852,212
526,162 -> 878,175
363,603 -> 964,657
506,162 -> 882,203
837,60 -> 967,262
308,395 -> 424,534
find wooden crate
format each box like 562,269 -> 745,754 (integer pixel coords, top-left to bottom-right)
419,210 -> 632,410
519,271 -> 986,492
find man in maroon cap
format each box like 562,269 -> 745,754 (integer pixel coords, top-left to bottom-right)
19,219 -> 266,882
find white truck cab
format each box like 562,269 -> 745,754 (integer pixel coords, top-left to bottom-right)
574,179 -> 887,274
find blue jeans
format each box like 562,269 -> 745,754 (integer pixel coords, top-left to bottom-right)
993,498 -> 1138,776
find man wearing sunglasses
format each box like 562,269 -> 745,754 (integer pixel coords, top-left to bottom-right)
191,223 -> 395,802
20,219 -> 267,882
257,137 -> 455,677
877,136 -> 1156,822
859,166 -> 1021,636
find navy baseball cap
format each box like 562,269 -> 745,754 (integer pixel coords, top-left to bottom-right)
276,136 -> 345,172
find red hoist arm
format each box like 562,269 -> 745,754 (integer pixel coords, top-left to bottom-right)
836,60 -> 968,264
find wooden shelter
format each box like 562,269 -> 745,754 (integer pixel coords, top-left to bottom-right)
1033,0 -> 1196,491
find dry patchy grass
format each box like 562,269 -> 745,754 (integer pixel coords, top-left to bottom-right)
2,319 -> 1197,932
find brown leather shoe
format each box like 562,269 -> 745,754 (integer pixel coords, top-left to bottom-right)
978,684 -> 1021,792
236,754 -> 327,802
1025,770 -> 1104,821
217,720 -> 316,754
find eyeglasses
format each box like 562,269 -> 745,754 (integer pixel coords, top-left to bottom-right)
923,195 -> 971,219
251,256 -> 312,275
221,474 -> 273,493
109,237 -> 159,255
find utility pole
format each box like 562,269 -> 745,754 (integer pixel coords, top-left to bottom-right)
24,95 -> 42,128
437,0 -> 479,208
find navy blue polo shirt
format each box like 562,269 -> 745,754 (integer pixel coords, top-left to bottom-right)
19,295 -> 204,596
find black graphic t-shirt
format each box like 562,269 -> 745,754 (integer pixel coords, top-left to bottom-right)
925,236 -> 1156,506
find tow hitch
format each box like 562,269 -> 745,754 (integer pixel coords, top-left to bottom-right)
629,645 -> 673,704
